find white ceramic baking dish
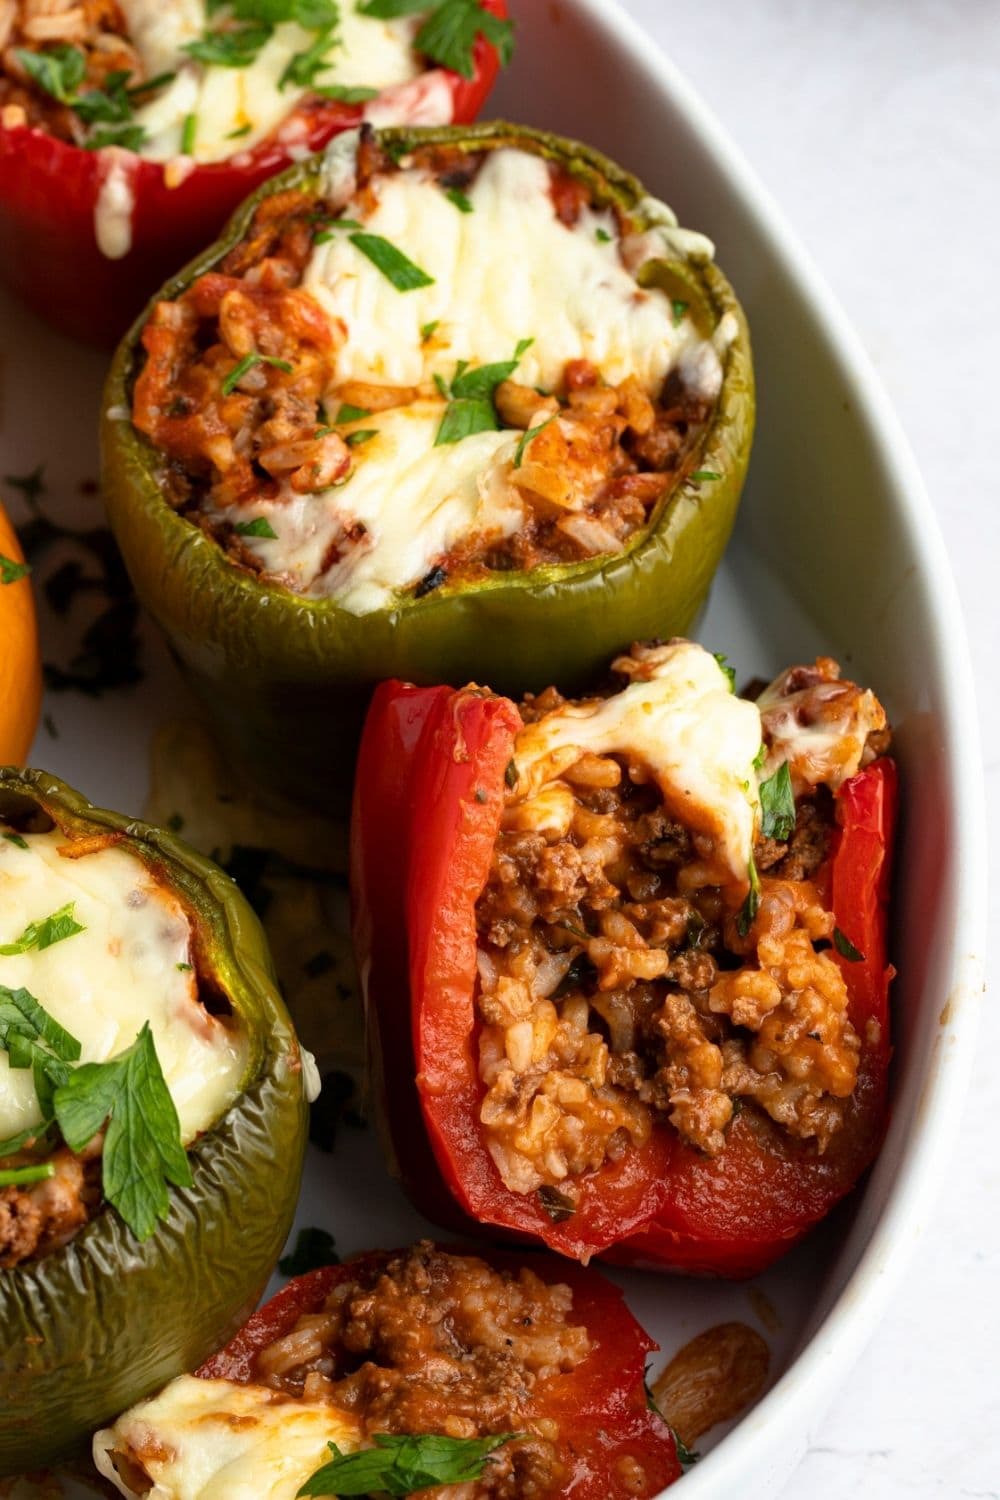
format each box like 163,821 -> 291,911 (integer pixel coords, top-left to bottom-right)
490,1 -> 988,1494
0,0 -> 985,1493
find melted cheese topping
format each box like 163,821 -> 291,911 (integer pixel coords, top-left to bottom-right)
93,1376 -> 363,1500
513,641 -> 763,887
118,0 -> 427,164
209,401 -> 523,610
306,146 -> 707,394
0,831 -> 247,1143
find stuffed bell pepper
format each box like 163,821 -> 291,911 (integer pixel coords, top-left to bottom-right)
94,1238 -> 683,1498
0,0 -> 509,343
0,766 -> 312,1472
352,641 -> 896,1274
102,120 -> 754,808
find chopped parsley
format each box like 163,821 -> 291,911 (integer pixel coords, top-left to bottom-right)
335,403 -> 372,424
345,429 -> 377,447
420,319 -> 440,342
435,338 -> 534,446
690,469 -> 722,482
671,298 -> 688,326
234,517 -> 279,539
221,351 -> 294,395
758,761 -> 795,842
314,82 -> 378,102
595,226 -> 612,243
14,46 -> 173,150
513,412 -> 557,468
279,1224 -> 339,1276
184,22 -> 274,68
736,855 -> 760,937
0,554 -> 30,585
445,185 -> 474,213
833,926 -> 865,962
297,1432 -> 519,1497
54,1021 -> 193,1241
226,121 -> 253,138
181,111 -> 198,155
0,1164 -> 55,1187
2,833 -> 28,850
358,0 -> 514,79
348,231 -> 434,291
712,652 -> 736,691
0,903 -> 85,956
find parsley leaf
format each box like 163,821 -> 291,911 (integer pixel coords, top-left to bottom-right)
445,185 -> 474,213
672,1429 -> 701,1467
345,429 -> 377,446
54,1022 -> 192,1241
758,761 -> 795,842
297,1432 -> 518,1496
737,855 -> 760,937
420,319 -> 439,342
671,298 -> 688,326
314,82 -> 377,101
83,123 -> 147,151
234,517 -> 278,539
690,469 -> 722,482
279,1224 -> 339,1276
15,45 -> 86,103
451,338 -> 533,399
2,833 -> 28,849
0,555 -> 30,585
0,1163 -> 55,1187
335,403 -> 372,423
184,22 -> 274,68
434,398 -> 497,445
415,0 -> 514,80
833,926 -> 865,962
348,231 -> 434,290
221,351 -> 294,395
0,903 -> 85,956
280,26 -> 338,90
513,412 -> 557,468
712,652 -> 736,691
0,986 -> 81,1063
595,226 -> 612,243
435,338 -> 533,446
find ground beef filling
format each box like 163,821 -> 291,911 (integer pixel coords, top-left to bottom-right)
475,702 -> 864,1202
253,1243 -> 592,1499
0,0 -> 142,136
0,1138 -> 103,1268
131,135 -> 715,594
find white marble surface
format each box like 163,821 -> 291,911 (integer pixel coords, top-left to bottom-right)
613,0 -> 999,1494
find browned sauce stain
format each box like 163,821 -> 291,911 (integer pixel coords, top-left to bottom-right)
747,1284 -> 783,1333
652,1321 -> 770,1447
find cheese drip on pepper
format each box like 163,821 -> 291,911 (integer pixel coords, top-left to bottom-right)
94,1375 -> 364,1500
0,830 -> 246,1143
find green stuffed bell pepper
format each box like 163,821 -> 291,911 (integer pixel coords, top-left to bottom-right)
0,768 -> 310,1473
102,121 -> 754,810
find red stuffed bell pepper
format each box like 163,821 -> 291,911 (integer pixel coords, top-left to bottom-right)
94,1241 -> 683,1498
0,0 -> 509,345
352,642 -> 897,1275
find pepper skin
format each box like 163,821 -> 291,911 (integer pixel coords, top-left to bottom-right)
351,682 -> 897,1275
101,121 -> 754,813
0,1 -> 506,347
197,1244 -> 684,1498
0,767 -> 310,1474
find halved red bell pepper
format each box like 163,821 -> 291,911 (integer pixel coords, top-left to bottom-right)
352,681 -> 897,1276
197,1243 -> 683,1497
0,0 -> 506,347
